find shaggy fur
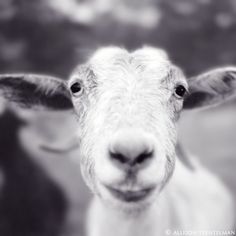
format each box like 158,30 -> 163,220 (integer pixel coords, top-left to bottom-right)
0,46 -> 235,236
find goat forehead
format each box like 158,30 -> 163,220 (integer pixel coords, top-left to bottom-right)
90,46 -> 169,65
89,47 -> 173,84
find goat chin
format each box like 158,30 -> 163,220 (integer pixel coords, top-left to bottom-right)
86,159 -> 235,236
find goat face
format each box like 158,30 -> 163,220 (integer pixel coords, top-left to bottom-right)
1,47 -> 236,210
69,47 -> 188,208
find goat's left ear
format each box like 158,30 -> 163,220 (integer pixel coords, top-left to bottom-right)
183,67 -> 236,109
0,74 -> 73,110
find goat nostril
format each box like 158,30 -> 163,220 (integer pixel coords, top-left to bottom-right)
135,150 -> 153,165
109,148 -> 154,169
109,151 -> 128,164
109,131 -> 155,169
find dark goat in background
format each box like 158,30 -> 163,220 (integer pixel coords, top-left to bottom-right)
0,110 -> 67,236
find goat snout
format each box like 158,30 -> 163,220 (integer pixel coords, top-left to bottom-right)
108,130 -> 155,171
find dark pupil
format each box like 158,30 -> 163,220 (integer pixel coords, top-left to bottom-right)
175,85 -> 186,97
71,82 -> 81,94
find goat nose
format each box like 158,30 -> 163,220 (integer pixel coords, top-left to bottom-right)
109,132 -> 154,170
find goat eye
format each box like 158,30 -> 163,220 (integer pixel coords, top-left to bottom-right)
174,85 -> 186,98
70,81 -> 83,96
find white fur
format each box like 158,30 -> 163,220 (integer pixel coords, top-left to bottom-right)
2,46 -> 234,236
87,159 -> 234,236
67,47 -> 235,236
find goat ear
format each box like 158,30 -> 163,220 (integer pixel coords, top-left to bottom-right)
0,74 -> 73,110
183,67 -> 236,109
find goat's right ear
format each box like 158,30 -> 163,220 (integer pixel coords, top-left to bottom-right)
0,74 -> 73,111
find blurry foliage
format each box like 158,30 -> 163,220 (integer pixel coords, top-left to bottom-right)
0,0 -> 236,77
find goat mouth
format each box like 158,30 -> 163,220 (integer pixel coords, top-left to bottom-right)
105,185 -> 154,202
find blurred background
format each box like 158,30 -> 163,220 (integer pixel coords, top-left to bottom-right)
0,0 -> 235,235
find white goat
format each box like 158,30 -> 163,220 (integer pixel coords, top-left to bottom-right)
0,47 -> 235,236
